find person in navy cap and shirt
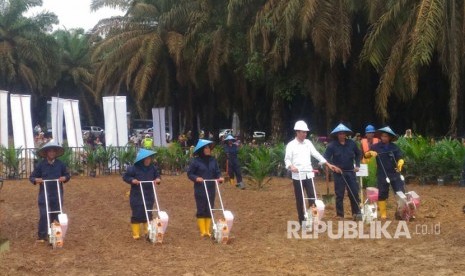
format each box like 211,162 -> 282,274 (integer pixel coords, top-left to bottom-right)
324,123 -> 362,220
187,139 -> 224,238
223,135 -> 245,189
30,141 -> 70,242
123,148 -> 161,240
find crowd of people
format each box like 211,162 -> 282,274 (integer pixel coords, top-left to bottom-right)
284,120 -> 407,223
28,119 -> 422,244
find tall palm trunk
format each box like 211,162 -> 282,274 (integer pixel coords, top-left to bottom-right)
324,67 -> 337,131
270,91 -> 283,144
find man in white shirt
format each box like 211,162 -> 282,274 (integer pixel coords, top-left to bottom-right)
284,120 -> 340,224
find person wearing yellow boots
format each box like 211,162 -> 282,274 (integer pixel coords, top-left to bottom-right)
123,149 -> 161,240
364,126 -> 405,220
223,135 -> 245,189
187,139 -> 224,238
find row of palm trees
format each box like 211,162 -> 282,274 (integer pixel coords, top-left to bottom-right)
1,0 -> 464,140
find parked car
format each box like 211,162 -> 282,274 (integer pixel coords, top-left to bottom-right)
131,119 -> 153,137
142,127 -> 153,137
140,127 -> 170,140
82,126 -> 104,137
219,129 -> 233,139
253,131 -> 266,139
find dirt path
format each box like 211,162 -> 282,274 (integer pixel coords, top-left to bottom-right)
1,175 -> 464,275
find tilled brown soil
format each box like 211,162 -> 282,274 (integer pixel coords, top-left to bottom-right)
1,175 -> 464,275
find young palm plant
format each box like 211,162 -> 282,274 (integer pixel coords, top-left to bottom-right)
0,146 -> 21,179
58,146 -> 81,175
96,146 -> 115,175
115,145 -> 137,175
83,144 -> 98,177
397,137 -> 434,182
166,142 -> 188,175
243,146 -> 277,189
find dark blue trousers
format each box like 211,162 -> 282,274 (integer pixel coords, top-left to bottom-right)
194,182 -> 216,218
38,189 -> 62,239
334,172 -> 360,217
228,160 -> 243,182
292,178 -> 315,223
130,188 -> 155,223
377,173 -> 405,200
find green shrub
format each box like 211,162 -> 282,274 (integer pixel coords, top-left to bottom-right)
155,142 -> 189,174
397,137 -> 465,183
58,146 -> 82,175
243,146 -> 277,189
0,146 -> 21,178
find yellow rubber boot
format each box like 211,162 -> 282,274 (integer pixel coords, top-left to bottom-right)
197,218 -> 206,237
205,218 -> 212,237
131,223 -> 141,240
378,200 -> 387,220
230,178 -> 236,186
142,223 -> 148,236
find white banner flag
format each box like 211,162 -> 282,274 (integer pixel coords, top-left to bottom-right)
63,99 -> 84,147
103,96 -> 128,147
10,94 -> 34,149
0,90 -> 8,147
152,108 -> 167,147
51,97 -> 64,145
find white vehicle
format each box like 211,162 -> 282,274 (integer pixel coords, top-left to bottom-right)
253,131 -> 266,139
132,119 -> 153,137
219,129 -> 233,139
82,126 -> 104,137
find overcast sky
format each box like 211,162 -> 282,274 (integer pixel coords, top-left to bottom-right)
26,0 -> 124,31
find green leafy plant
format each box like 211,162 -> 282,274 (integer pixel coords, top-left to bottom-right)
397,137 -> 433,181
243,146 -> 277,189
429,138 -> 465,180
58,146 -> 82,175
364,158 -> 378,187
0,146 -> 21,179
83,144 -> 98,177
271,143 -> 286,177
212,144 -> 226,171
238,144 -> 254,169
154,142 -> 189,175
167,142 -> 189,174
397,137 -> 465,184
96,146 -> 115,175
115,145 -> 137,174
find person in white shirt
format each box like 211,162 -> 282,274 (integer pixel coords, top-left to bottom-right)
284,120 -> 340,224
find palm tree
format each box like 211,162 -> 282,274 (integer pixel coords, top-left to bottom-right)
239,0 -> 361,137
157,1 -> 236,131
361,0 -> 464,135
53,29 -> 96,124
0,0 -> 60,93
91,0 -> 174,117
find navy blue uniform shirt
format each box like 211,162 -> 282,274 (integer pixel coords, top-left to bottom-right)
187,156 -> 221,182
370,142 -> 403,175
223,144 -> 240,164
324,139 -> 361,170
29,159 -> 70,203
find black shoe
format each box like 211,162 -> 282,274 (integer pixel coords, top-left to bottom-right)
353,213 -> 363,221
237,182 -> 246,190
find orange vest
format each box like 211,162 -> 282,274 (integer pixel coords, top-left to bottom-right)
361,138 -> 379,163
